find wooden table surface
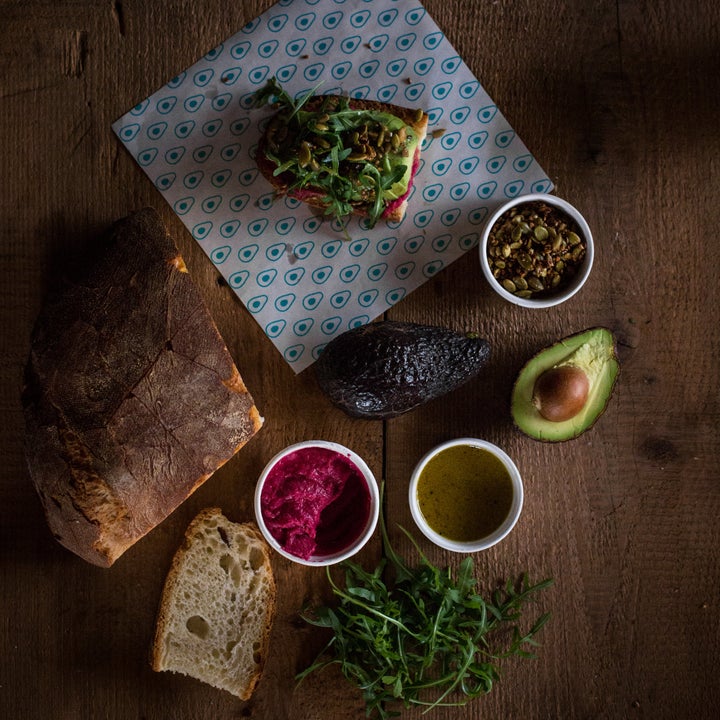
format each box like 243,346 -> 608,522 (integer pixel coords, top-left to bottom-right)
2,1 -> 719,718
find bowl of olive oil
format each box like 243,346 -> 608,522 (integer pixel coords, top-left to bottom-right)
409,438 -> 523,552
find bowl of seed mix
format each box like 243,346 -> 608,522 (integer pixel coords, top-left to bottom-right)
479,193 -> 594,308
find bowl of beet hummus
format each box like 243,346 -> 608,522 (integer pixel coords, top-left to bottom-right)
254,441 -> 380,566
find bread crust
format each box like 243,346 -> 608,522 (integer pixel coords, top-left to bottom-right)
256,95 -> 428,224
22,209 -> 263,567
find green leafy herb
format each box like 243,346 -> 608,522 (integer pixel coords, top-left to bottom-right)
254,78 -> 418,229
297,515 -> 552,719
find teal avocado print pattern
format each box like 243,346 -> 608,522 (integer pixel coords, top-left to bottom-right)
113,0 -> 552,373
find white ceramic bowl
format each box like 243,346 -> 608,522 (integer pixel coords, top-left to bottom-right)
479,192 -> 594,308
254,440 -> 379,566
408,438 -> 523,553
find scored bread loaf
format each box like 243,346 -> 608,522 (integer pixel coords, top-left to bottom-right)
152,508 -> 275,701
22,209 -> 263,567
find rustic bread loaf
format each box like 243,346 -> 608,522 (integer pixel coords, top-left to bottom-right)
151,508 -> 275,700
22,209 -> 263,567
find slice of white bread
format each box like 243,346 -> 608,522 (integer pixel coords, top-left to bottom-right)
151,508 -> 275,700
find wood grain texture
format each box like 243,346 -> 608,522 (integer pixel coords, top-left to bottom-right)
1,0 -> 719,718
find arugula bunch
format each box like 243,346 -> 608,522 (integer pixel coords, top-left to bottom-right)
298,518 -> 552,719
254,78 -> 411,229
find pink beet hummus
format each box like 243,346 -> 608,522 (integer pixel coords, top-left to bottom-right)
260,446 -> 371,560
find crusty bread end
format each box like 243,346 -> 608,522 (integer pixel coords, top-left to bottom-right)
151,508 -> 275,701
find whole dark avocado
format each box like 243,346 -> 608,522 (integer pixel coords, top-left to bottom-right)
314,320 -> 491,419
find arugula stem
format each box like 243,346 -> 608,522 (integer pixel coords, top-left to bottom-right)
327,579 -> 421,641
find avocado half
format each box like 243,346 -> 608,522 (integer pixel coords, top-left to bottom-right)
511,327 -> 619,442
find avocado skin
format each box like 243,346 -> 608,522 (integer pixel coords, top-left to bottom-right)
314,321 -> 491,419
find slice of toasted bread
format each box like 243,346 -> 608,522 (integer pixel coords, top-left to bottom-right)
151,508 -> 275,701
256,94 -> 428,225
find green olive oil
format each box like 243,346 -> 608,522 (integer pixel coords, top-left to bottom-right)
416,445 -> 514,542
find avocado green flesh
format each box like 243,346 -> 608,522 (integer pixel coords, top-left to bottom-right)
355,111 -> 419,202
383,128 -> 419,200
511,328 -> 619,441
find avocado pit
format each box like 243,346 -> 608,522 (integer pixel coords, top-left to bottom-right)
532,365 -> 590,422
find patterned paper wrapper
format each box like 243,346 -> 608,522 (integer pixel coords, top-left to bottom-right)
113,0 -> 552,373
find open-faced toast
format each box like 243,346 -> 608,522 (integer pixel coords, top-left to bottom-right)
255,79 -> 429,228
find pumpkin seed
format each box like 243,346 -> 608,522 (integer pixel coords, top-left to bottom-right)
502,279 -> 517,293
299,141 -> 312,167
533,225 -> 549,242
527,276 -> 545,292
518,253 -> 534,270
